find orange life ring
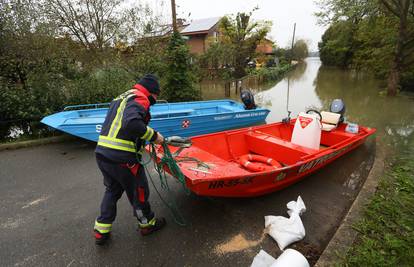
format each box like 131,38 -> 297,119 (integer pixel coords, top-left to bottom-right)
238,154 -> 282,172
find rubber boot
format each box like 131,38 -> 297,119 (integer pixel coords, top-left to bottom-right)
94,230 -> 110,245
139,217 -> 166,236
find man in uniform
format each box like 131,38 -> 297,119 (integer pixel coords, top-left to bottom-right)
93,74 -> 166,245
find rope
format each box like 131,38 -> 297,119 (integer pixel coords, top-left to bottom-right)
138,142 -> 191,226
175,156 -> 210,169
150,142 -> 191,194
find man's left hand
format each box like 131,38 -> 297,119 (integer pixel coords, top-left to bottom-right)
154,132 -> 164,144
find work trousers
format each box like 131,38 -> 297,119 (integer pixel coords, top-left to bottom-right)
95,155 -> 154,225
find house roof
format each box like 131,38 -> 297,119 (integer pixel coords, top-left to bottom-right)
180,17 -> 221,35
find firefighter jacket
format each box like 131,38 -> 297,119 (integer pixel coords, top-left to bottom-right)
95,84 -> 158,163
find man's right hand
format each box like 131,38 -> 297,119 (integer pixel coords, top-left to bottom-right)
154,132 -> 164,144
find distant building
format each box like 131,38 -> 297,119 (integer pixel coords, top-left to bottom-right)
180,17 -> 221,55
135,16 -> 273,58
256,38 -> 275,55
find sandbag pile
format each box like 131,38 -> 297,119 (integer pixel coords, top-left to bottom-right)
250,196 -> 309,267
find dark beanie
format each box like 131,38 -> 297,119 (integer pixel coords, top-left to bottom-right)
137,74 -> 160,95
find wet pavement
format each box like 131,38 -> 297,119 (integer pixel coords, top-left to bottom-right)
0,138 -> 375,266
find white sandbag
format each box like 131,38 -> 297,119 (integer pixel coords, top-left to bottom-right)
264,196 -> 306,250
270,249 -> 309,267
250,250 -> 277,267
250,249 -> 309,267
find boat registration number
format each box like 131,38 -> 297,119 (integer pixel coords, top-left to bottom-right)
208,177 -> 253,189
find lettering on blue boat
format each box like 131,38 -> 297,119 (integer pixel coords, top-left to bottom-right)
96,124 -> 102,133
208,177 -> 253,189
214,115 -> 233,121
298,145 -> 352,174
234,111 -> 267,119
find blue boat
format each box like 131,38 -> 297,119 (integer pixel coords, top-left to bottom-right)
41,100 -> 270,142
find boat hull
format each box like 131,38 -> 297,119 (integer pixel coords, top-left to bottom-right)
153,121 -> 376,197
41,100 -> 270,142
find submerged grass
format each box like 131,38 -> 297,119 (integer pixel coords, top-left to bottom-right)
341,139 -> 414,266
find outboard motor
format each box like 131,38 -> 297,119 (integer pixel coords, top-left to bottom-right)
240,89 -> 256,110
330,99 -> 346,123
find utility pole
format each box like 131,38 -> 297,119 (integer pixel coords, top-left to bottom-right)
171,0 -> 177,32
282,23 -> 296,124
290,23 -> 296,63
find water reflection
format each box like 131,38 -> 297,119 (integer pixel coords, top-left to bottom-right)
311,62 -> 414,148
256,58 -> 323,123
200,57 -> 414,149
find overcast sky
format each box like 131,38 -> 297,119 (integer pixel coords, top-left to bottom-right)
147,0 -> 327,51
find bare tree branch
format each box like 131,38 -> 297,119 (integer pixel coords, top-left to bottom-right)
49,0 -> 90,48
380,0 -> 401,17
46,0 -> 124,50
85,0 -> 99,43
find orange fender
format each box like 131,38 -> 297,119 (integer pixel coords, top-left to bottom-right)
238,154 -> 282,172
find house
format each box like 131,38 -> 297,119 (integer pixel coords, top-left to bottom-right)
256,38 -> 275,55
180,17 -> 221,55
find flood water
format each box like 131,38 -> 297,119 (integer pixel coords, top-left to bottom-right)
200,57 -> 414,152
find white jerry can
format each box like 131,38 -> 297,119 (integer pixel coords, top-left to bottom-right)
291,112 -> 322,150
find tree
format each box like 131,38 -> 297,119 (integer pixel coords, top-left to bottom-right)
316,0 -> 414,94
162,32 -> 201,102
1,0 -> 47,88
352,16 -> 396,79
292,39 -> 309,61
379,0 -> 414,95
0,0 -> 75,121
316,0 -> 378,68
45,0 -> 124,51
198,41 -> 234,79
219,10 -> 271,78
0,0 -> 176,132
315,0 -> 378,25
318,21 -> 354,67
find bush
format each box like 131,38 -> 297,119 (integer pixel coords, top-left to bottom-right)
247,64 -> 293,82
67,67 -> 134,105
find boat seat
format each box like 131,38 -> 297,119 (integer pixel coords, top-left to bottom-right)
245,131 -> 318,165
151,109 -> 194,118
219,106 -> 237,112
321,111 -> 341,131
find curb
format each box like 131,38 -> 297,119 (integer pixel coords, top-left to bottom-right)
315,142 -> 385,266
0,135 -> 75,152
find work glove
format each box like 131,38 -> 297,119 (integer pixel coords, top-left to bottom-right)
165,136 -> 192,147
154,132 -> 164,144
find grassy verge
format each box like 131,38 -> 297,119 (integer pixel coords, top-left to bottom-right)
341,140 -> 414,266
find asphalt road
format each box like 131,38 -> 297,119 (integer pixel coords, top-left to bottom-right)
0,139 -> 375,266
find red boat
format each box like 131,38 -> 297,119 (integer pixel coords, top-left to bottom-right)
152,114 -> 376,197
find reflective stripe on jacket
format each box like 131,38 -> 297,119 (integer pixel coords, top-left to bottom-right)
95,84 -> 157,163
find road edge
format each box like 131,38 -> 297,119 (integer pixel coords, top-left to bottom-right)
315,142 -> 385,266
0,135 -> 75,151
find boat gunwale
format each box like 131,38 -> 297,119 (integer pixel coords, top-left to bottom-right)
63,99 -> 242,112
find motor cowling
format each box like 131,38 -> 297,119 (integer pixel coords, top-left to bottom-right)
330,99 -> 346,123
240,89 -> 256,110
